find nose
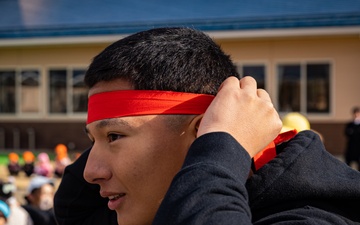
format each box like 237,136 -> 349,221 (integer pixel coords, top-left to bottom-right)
83,144 -> 111,184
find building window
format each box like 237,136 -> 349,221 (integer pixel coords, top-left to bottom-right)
49,70 -> 67,113
277,63 -> 331,114
0,69 -> 41,114
72,70 -> 88,113
49,69 -> 88,114
306,64 -> 330,113
21,70 -> 40,113
278,65 -> 301,112
0,70 -> 16,113
237,64 -> 266,89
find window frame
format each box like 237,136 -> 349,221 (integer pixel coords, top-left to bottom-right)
0,66 -> 88,120
0,67 -> 42,117
275,60 -> 333,116
19,69 -> 42,115
47,67 -> 88,117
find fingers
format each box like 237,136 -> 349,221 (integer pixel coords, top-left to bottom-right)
199,75 -> 282,158
222,76 -> 272,104
217,76 -> 240,93
257,88 -> 272,104
219,76 -> 259,97
239,76 -> 257,94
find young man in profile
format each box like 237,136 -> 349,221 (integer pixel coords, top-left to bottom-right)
54,27 -> 360,225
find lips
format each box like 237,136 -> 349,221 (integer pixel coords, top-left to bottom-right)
101,192 -> 126,210
108,193 -> 125,201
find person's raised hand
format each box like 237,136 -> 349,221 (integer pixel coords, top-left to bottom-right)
197,76 -> 282,158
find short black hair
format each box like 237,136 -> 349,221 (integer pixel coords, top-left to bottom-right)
85,27 -> 239,95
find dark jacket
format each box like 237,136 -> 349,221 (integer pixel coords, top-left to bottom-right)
54,131 -> 360,225
154,131 -> 360,224
344,121 -> 360,163
22,204 -> 57,225
53,148 -> 117,225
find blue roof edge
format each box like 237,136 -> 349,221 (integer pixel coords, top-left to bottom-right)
1,12 -> 360,39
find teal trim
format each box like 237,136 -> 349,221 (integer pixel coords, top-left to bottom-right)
0,200 -> 10,219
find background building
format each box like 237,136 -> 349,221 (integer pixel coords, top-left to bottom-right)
0,0 -> 360,155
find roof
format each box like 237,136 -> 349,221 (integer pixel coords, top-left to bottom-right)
0,0 -> 360,39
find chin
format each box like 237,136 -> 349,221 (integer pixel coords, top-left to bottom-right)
116,206 -> 154,225
117,213 -> 147,225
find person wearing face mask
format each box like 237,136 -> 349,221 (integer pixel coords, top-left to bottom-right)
22,176 -> 57,225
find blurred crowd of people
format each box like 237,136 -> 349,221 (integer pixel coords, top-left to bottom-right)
1,144 -> 80,225
7,144 -> 78,179
0,175 -> 56,225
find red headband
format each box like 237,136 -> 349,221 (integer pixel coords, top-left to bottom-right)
87,90 -> 215,124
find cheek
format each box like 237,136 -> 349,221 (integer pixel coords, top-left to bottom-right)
112,140 -> 182,224
125,135 -> 188,204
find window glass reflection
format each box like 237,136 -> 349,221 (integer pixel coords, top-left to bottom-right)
21,70 -> 40,113
0,71 -> 16,113
49,70 -> 67,113
72,70 -> 88,112
278,65 -> 301,112
306,64 -> 330,113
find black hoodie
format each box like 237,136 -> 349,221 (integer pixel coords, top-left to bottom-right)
54,131 -> 360,225
154,131 -> 360,224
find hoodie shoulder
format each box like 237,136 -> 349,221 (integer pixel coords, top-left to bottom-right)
247,130 -> 360,223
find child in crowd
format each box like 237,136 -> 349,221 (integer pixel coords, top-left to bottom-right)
54,144 -> 71,177
34,153 -> 53,177
7,152 -> 21,176
22,151 -> 35,177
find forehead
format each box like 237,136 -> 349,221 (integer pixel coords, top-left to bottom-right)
88,79 -> 134,97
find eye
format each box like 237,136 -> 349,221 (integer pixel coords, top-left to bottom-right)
107,133 -> 123,143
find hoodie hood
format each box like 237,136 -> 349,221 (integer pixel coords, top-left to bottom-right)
246,130 -> 360,221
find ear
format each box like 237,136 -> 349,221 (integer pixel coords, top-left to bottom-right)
188,114 -> 203,138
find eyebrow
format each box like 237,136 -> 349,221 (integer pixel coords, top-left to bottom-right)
98,119 -> 131,128
84,118 -> 131,135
